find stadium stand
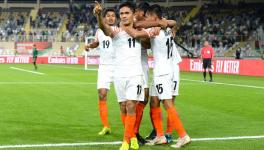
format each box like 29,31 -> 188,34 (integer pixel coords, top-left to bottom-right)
0,1 -> 263,58
176,2 -> 264,57
30,7 -> 68,42
0,7 -> 31,42
64,4 -> 97,42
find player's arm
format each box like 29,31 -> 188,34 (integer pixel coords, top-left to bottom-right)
85,41 -> 99,51
124,26 -> 149,39
89,41 -> 99,48
94,1 -> 114,37
167,19 -> 177,28
134,19 -> 176,29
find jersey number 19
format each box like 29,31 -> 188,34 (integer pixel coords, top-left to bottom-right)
103,40 -> 110,48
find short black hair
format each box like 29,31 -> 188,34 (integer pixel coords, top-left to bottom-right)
119,2 -> 136,13
103,8 -> 116,17
137,2 -> 150,15
147,4 -> 162,19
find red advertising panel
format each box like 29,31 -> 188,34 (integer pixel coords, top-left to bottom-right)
184,59 -> 240,74
0,56 -> 30,63
239,60 -> 264,76
0,56 -> 263,76
179,58 -> 264,76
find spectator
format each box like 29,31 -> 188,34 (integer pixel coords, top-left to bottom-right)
235,48 -> 241,59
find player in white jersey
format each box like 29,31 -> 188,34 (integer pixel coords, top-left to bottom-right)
148,5 -> 190,148
128,2 -> 180,144
171,41 -> 182,97
124,4 -> 191,148
94,2 -> 152,150
132,2 -> 150,146
85,8 -> 116,136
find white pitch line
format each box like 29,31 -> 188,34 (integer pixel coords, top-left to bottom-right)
0,82 -> 96,85
10,67 -> 45,75
182,78 -> 264,90
44,64 -> 98,71
0,135 -> 263,149
190,135 -> 264,141
0,142 -> 122,149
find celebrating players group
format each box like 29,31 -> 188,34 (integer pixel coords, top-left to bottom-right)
85,1 -> 191,149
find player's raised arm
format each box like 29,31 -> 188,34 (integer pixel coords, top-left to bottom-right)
94,1 -> 114,37
123,26 -> 149,39
85,29 -> 100,51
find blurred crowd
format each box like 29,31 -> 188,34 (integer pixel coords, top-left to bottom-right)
177,2 -> 264,57
0,2 -> 263,57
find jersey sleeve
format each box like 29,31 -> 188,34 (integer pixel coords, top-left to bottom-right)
94,29 -> 100,43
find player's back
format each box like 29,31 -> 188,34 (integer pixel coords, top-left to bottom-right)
150,28 -> 173,76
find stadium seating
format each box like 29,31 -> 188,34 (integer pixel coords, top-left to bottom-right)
29,7 -> 68,42
177,2 -> 264,57
0,2 -> 263,58
0,7 -> 31,42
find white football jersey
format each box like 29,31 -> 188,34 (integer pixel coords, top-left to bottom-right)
172,41 -> 182,65
95,29 -> 115,65
146,28 -> 174,76
111,26 -> 143,78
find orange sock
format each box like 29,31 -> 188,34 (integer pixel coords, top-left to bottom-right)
99,101 -> 109,128
123,113 -> 136,143
120,113 -> 126,127
134,103 -> 145,134
167,107 -> 186,138
151,107 -> 164,137
166,113 -> 173,134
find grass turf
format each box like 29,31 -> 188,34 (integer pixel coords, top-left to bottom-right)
0,64 -> 263,150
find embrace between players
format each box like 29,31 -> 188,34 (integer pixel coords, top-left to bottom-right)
85,1 -> 191,149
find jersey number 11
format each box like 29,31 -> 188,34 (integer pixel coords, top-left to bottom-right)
128,38 -> 136,48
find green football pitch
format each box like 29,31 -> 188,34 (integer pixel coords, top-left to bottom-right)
0,64 -> 263,150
